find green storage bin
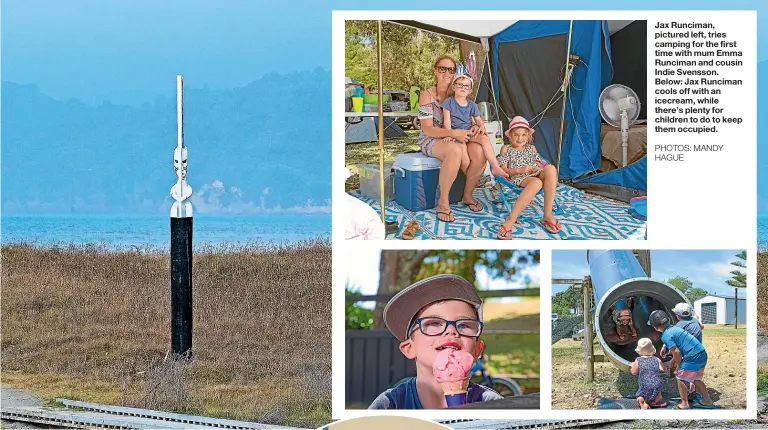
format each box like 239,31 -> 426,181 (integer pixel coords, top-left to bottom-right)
363,94 -> 390,105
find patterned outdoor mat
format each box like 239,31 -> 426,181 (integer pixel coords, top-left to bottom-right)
349,183 -> 647,240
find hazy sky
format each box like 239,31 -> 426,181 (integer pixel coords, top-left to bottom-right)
2,0 -> 331,104
4,0 -> 764,105
4,0 -> 766,208
552,250 -> 745,298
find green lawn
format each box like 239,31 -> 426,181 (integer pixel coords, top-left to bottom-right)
481,333 -> 540,377
759,365 -> 768,396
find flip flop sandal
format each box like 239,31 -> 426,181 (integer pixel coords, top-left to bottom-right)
462,200 -> 483,212
436,208 -> 455,223
692,402 -> 719,409
401,221 -> 419,240
497,224 -> 513,240
673,404 -> 691,410
650,402 -> 669,408
539,219 -> 562,234
540,219 -> 570,239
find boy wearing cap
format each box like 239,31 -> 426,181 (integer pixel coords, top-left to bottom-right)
661,302 -> 703,358
648,310 -> 717,409
674,302 -> 703,342
369,274 -> 503,409
660,303 -> 704,399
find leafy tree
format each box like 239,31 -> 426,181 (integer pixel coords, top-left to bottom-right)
686,287 -> 709,304
726,251 -> 746,328
372,250 -> 540,328
666,275 -> 708,304
345,20 -> 464,90
552,285 -> 582,317
346,286 -> 374,330
667,275 -> 693,294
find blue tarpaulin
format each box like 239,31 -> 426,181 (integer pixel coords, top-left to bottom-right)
575,156 -> 647,200
491,20 -> 613,181
486,20 -> 645,202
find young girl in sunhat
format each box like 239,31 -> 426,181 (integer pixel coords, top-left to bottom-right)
495,116 -> 562,240
630,337 -> 666,409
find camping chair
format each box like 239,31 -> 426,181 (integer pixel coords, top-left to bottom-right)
493,173 -> 564,215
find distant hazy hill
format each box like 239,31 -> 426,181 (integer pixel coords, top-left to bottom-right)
1,68 -> 331,214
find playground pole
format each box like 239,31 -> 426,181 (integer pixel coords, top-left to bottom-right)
556,20 -> 574,175
583,277 -> 594,383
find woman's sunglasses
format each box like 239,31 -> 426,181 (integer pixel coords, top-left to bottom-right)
436,66 -> 456,74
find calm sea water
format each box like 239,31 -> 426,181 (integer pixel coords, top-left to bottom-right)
1,214 -> 331,249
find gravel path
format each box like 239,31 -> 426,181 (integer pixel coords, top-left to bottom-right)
1,387 -> 56,429
759,334 -> 768,366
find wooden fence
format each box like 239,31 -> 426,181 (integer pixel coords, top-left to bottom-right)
346,329 -> 415,407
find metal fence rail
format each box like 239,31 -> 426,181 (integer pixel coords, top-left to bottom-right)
1,400 -> 307,430
3,401 -> 624,430
440,419 -> 622,429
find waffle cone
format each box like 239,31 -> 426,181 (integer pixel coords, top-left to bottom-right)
439,379 -> 469,395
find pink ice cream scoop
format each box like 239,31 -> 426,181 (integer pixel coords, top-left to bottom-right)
432,349 -> 475,407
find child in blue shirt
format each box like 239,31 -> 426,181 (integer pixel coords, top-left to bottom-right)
648,310 -> 717,409
672,302 -> 703,342
441,74 -> 509,206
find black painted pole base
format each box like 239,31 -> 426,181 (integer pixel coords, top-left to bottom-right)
170,216 -> 193,357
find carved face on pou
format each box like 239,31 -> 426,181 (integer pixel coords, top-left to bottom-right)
174,147 -> 188,180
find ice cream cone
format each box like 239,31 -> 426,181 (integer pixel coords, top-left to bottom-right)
439,379 -> 469,406
439,379 -> 470,395
433,349 -> 474,407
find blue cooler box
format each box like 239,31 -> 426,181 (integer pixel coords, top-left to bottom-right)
393,153 -> 466,211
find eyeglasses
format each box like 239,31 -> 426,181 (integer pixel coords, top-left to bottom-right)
436,66 -> 456,74
407,317 -> 483,337
454,83 -> 472,90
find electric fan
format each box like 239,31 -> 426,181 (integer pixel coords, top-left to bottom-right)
598,84 -> 641,167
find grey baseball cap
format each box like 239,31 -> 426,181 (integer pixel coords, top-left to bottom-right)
384,274 -> 483,342
647,309 -> 670,327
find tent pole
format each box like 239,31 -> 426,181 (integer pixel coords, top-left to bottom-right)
556,20 -> 574,175
485,49 -> 500,122
376,20 -> 386,222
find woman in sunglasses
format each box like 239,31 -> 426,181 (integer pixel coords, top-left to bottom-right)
417,55 -> 489,223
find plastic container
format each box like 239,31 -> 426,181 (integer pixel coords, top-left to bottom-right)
393,153 -> 465,211
363,94 -> 390,105
352,97 -> 363,113
356,162 -> 394,202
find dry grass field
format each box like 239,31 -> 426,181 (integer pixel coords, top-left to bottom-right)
758,251 -> 768,399
1,241 -> 331,428
759,251 -> 768,332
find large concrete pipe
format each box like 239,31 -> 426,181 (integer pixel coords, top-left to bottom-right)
587,250 -> 691,372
